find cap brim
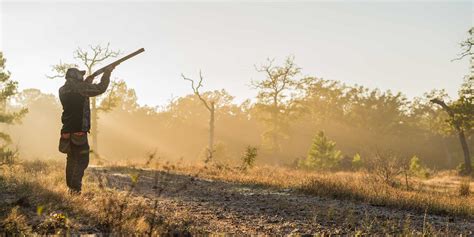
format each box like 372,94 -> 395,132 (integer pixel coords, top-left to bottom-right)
79,70 -> 86,75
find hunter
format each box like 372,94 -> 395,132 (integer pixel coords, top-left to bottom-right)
58,66 -> 115,194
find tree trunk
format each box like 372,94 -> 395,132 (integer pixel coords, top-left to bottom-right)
208,103 -> 215,162
271,95 -> 279,155
458,129 -> 472,175
430,99 -> 472,175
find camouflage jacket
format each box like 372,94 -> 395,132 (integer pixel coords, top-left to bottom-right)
59,72 -> 111,133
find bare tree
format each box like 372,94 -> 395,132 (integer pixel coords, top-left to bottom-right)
48,43 -> 120,158
181,71 -> 216,162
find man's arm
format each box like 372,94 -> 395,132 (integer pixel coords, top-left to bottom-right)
77,67 -> 114,97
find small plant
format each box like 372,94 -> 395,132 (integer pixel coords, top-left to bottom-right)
0,147 -> 18,165
241,146 -> 258,170
409,156 -> 430,178
37,212 -> 69,234
352,153 -> 363,170
365,150 -> 404,187
459,178 -> 470,196
299,131 -> 341,170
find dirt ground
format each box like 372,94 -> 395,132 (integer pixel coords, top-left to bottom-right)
91,167 -> 474,235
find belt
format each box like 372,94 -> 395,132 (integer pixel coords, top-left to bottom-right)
61,132 -> 86,139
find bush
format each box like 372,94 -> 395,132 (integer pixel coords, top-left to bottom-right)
299,131 -> 341,170
241,146 -> 258,170
365,151 -> 404,187
352,153 -> 363,170
0,147 -> 18,165
409,156 -> 430,178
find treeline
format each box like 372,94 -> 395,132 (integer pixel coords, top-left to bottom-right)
7,56 -> 473,170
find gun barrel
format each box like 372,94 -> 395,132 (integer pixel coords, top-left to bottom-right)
91,48 -> 145,77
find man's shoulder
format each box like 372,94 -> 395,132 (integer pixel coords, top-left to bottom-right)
59,81 -> 86,95
59,84 -> 69,96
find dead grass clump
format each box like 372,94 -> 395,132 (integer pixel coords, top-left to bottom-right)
459,178 -> 470,197
300,175 -> 356,199
1,206 -> 31,234
90,189 -> 150,234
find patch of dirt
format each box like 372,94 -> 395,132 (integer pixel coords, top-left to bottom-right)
90,167 -> 474,235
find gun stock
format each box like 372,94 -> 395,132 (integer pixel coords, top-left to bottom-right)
90,48 -> 145,77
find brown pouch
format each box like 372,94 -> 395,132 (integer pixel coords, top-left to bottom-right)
59,134 -> 71,154
71,132 -> 88,146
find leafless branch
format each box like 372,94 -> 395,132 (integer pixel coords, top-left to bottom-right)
452,28 -> 474,61
181,71 -> 212,111
46,61 -> 78,79
74,43 -> 121,73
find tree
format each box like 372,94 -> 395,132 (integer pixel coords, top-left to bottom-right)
299,131 -> 341,170
48,43 -> 120,158
0,52 -> 27,164
453,27 -> 474,61
99,80 -> 139,113
430,77 -> 473,175
252,56 -> 303,156
346,87 -> 409,134
181,71 -> 226,162
300,77 -> 349,123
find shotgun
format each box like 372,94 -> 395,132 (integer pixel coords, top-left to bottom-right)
89,48 -> 145,78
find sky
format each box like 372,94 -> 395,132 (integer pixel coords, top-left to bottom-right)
0,0 -> 473,107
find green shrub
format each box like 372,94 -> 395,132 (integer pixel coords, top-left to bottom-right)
409,156 -> 430,178
352,153 -> 363,170
299,131 -> 341,170
241,146 -> 258,170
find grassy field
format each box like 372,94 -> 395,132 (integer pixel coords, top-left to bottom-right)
169,163 -> 474,218
0,158 -> 473,235
0,159 -> 195,235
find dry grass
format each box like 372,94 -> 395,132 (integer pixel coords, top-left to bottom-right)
169,163 -> 474,218
0,159 -> 192,235
1,159 -> 473,235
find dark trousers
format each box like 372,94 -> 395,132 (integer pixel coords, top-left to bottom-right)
66,139 -> 90,193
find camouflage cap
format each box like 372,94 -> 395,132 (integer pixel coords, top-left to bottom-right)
65,68 -> 86,80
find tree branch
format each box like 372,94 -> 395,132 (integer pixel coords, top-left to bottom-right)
181,71 -> 212,111
430,98 -> 454,118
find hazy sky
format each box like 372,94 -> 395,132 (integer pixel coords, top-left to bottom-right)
1,1 -> 472,107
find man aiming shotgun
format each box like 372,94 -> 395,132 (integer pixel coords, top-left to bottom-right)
58,48 -> 144,194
